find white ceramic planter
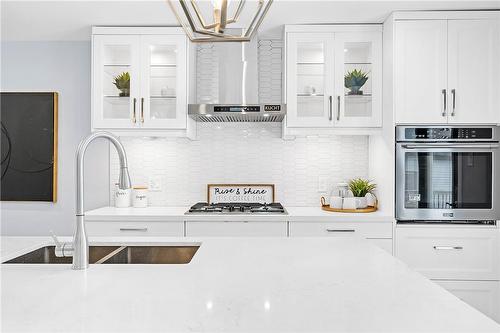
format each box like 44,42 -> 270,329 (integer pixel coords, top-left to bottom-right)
354,196 -> 368,209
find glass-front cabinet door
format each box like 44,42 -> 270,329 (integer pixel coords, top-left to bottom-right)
334,31 -> 382,127
140,35 -> 187,129
286,33 -> 334,127
93,35 -> 141,128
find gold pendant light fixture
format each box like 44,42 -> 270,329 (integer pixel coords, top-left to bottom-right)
167,0 -> 273,42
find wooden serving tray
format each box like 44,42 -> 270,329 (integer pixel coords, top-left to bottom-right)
320,197 -> 378,213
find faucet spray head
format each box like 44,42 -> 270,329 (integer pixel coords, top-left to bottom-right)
118,167 -> 132,190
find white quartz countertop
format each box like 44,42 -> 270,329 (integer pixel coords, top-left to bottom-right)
85,206 -> 393,222
2,236 -> 499,332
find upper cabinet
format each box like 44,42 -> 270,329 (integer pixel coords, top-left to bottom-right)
284,26 -> 383,131
92,27 -> 193,136
447,20 -> 500,124
286,33 -> 334,128
395,17 -> 500,124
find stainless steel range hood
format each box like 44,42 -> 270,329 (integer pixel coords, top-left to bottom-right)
189,31 -> 286,122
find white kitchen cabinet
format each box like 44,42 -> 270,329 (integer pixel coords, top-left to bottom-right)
185,221 -> 287,237
447,20 -> 500,124
435,280 -> 500,323
286,33 -> 334,128
290,221 -> 392,238
289,221 -> 392,253
284,26 -> 382,131
368,238 -> 393,254
395,226 -> 499,280
394,20 -> 448,124
395,18 -> 500,124
86,221 -> 184,237
92,27 -> 189,133
334,31 -> 383,127
93,34 -> 142,129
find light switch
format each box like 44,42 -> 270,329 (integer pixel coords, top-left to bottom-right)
148,176 -> 163,192
318,176 -> 328,193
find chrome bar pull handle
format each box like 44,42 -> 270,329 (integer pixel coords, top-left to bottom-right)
451,89 -> 456,117
401,143 -> 499,149
326,229 -> 355,233
119,227 -> 148,232
140,97 -> 145,123
328,96 -> 333,121
132,97 -> 137,123
433,246 -> 463,250
337,95 -> 341,121
441,89 -> 447,117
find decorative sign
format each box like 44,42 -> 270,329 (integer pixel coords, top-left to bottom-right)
207,184 -> 275,204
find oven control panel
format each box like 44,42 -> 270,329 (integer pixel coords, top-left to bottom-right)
404,128 -> 493,140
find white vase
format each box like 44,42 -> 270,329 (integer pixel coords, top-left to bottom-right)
354,196 -> 368,209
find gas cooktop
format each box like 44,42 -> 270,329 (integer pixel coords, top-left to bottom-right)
186,202 -> 287,215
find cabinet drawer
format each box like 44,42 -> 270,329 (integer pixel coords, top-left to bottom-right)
86,221 -> 184,237
369,238 -> 393,254
185,221 -> 287,237
395,226 -> 499,280
289,222 -> 392,239
434,280 -> 500,323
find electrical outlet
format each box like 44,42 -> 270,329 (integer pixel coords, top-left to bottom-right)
318,176 -> 328,193
148,176 -> 163,192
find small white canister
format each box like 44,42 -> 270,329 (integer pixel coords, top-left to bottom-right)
115,186 -> 131,208
132,186 -> 148,208
329,196 -> 343,209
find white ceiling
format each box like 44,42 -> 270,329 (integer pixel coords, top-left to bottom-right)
1,0 -> 499,41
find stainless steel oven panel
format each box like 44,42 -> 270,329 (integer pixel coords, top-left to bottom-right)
396,142 -> 500,221
396,125 -> 500,142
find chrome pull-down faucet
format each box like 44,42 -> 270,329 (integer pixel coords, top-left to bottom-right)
54,132 -> 131,270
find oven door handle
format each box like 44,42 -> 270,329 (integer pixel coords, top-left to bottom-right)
400,143 -> 499,149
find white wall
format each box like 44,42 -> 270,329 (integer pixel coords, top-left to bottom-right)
110,124 -> 370,207
1,41 -> 109,236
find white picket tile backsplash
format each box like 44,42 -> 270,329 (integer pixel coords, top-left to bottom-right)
110,123 -> 369,206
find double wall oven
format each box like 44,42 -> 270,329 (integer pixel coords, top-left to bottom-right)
396,126 -> 500,223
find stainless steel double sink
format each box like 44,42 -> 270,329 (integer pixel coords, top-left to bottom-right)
3,245 -> 200,265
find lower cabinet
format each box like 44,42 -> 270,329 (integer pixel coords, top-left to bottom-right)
86,221 -> 184,237
289,221 -> 393,253
395,226 -> 499,280
434,280 -> 500,323
185,221 -> 288,237
368,238 -> 393,254
395,225 -> 500,322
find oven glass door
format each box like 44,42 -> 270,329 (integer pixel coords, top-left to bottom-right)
404,151 -> 492,209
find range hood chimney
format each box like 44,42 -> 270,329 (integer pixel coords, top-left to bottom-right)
189,30 -> 286,122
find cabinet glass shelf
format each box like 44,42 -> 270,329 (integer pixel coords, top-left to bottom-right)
150,95 -> 176,99
345,94 -> 372,97
297,94 -> 324,97
297,62 -> 324,65
150,64 -> 177,67
103,96 -> 130,106
103,64 -> 131,67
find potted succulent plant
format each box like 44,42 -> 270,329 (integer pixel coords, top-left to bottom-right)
113,72 -> 130,97
344,69 -> 369,95
348,178 -> 376,208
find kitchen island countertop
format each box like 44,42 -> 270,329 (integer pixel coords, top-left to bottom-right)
2,236 -> 499,332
